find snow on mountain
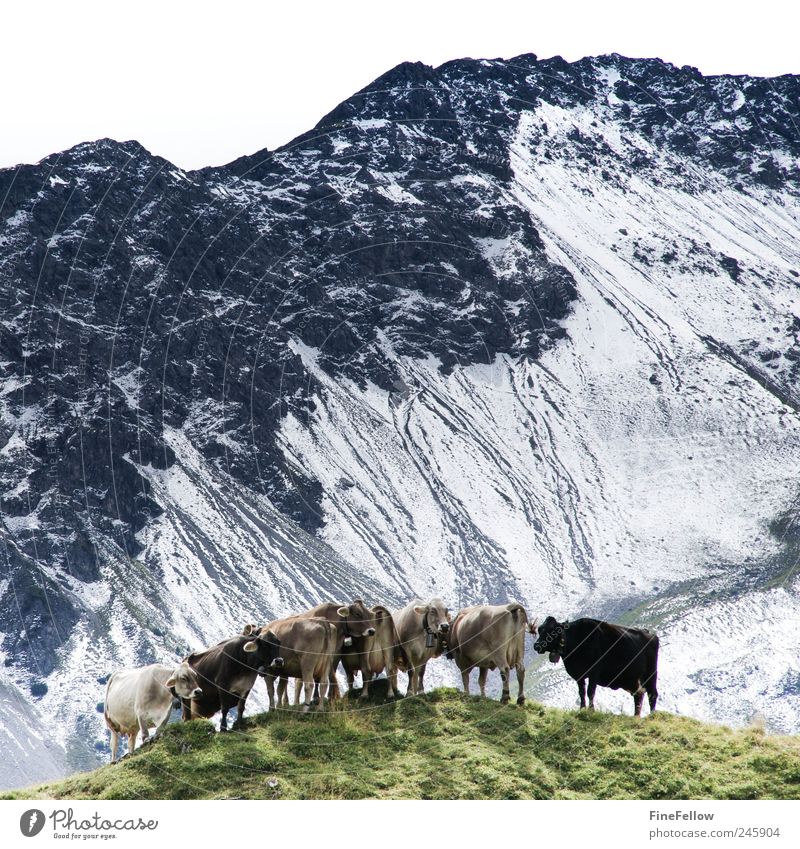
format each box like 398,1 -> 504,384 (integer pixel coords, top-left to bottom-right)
1,52 -> 800,789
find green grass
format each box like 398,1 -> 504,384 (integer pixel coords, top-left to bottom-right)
5,689 -> 800,800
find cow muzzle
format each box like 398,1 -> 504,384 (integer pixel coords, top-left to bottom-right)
548,653 -> 560,664
439,622 -> 449,633
191,688 -> 203,698
270,657 -> 284,669
364,627 -> 376,637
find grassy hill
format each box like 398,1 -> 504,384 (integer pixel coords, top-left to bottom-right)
6,688 -> 800,800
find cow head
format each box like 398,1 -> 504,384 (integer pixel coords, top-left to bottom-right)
532,616 -> 565,663
165,661 -> 203,699
413,598 -> 451,639
336,599 -> 377,641
243,629 -> 285,673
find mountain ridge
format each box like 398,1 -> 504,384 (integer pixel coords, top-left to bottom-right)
1,51 -> 799,790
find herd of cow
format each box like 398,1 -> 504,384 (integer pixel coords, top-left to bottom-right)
103,598 -> 661,762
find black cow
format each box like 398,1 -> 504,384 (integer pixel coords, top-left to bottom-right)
182,630 -> 283,730
533,616 -> 659,716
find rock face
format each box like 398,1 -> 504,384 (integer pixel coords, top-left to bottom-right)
1,53 -> 800,788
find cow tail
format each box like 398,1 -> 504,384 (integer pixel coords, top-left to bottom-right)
505,601 -> 528,624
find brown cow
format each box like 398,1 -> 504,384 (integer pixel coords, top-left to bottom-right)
292,599 -> 377,699
182,630 -> 283,730
447,602 -> 533,705
340,605 -> 405,699
258,616 -> 347,711
393,598 -> 451,696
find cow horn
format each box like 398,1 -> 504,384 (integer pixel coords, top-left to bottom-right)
529,618 -> 538,635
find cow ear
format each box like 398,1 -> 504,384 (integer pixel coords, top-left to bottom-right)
242,623 -> 256,636
165,676 -> 176,688
337,606 -> 350,618
413,605 -> 428,615
353,598 -> 364,605
243,641 -> 258,653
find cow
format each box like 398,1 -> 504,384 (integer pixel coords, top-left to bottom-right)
104,661 -> 203,762
258,616 -> 348,711
533,616 -> 659,716
292,599 -> 378,699
447,602 -> 532,704
181,630 -> 284,730
340,604 -> 406,700
393,598 -> 451,696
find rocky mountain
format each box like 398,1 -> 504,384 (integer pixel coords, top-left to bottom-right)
1,52 -> 799,789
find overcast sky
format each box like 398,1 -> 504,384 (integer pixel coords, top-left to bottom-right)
2,0 -> 798,171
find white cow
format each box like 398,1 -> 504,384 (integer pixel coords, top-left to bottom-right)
104,662 -> 202,762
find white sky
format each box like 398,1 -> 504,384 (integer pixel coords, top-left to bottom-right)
1,0 -> 798,171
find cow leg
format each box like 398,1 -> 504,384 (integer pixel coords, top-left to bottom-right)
181,698 -> 192,721
110,729 -> 120,763
276,678 -> 287,707
418,663 -> 427,694
577,678 -> 587,709
127,730 -> 137,756
137,715 -> 151,745
384,649 -> 399,699
390,666 -> 401,699
265,674 -> 277,711
406,669 -> 415,696
219,706 -> 229,732
327,659 -> 342,700
317,675 -> 329,712
300,664 -> 315,710
360,666 -> 373,699
233,694 -> 248,729
587,679 -> 597,711
499,667 -> 510,704
633,690 -> 644,717
515,662 -> 526,705
461,669 -> 471,695
477,667 -> 487,697
154,705 -> 172,738
647,683 -> 658,714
